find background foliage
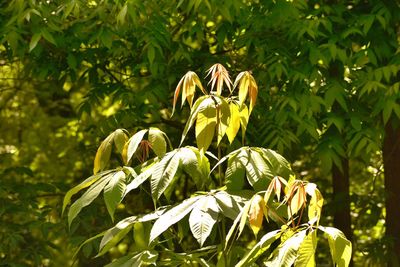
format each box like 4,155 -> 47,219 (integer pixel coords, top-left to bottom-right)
1,0 -> 399,266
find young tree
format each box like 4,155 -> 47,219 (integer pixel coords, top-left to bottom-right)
63,64 -> 351,266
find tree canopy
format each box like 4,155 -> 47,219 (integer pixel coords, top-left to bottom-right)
1,0 -> 399,266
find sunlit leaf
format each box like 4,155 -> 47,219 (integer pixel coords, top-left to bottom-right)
189,196 -> 219,246
94,134 -> 113,174
195,98 -> 217,152
295,230 -> 317,267
265,229 -> 307,267
217,98 -> 230,145
319,226 -> 352,267
248,195 -> 265,237
124,129 -> 148,163
180,96 -> 209,146
236,229 -> 282,267
62,170 -> 114,215
113,129 -> 129,156
239,105 -> 249,144
148,127 -> 167,157
206,63 -> 232,95
226,102 -> 241,143
306,183 -> 324,225
150,196 -> 201,242
151,150 -> 180,201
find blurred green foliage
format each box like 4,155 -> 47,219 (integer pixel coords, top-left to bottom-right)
1,0 -> 399,266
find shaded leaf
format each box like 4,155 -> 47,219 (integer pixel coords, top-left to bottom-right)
151,150 -> 180,200
125,129 -> 148,163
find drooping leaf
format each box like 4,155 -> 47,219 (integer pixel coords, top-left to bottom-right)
98,208 -> 165,256
206,63 -> 232,95
94,134 -> 113,174
124,129 -> 148,163
265,229 -> 307,267
113,129 -> 129,156
62,170 -> 114,215
319,226 -> 352,267
172,71 -> 206,115
226,102 -> 241,143
150,196 -> 201,242
295,230 -> 317,267
148,127 -> 167,157
103,170 -> 126,220
236,229 -> 282,267
68,173 -> 112,227
189,196 -> 219,246
248,194 -> 265,237
151,150 -> 180,201
306,183 -> 324,225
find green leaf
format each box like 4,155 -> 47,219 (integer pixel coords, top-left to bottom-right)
62,170 -> 113,215
124,161 -> 156,196
151,150 -> 180,201
148,127 -> 167,157
319,226 -> 352,267
295,230 -> 317,267
104,170 -> 126,220
265,230 -> 307,267
195,98 -> 217,152
147,45 -> 156,65
125,129 -> 148,163
68,173 -> 111,227
117,4 -> 128,25
41,28 -> 57,45
217,98 -> 230,145
181,147 -> 210,189
150,196 -> 201,242
236,229 -> 282,267
225,156 -> 246,191
98,209 -> 165,256
189,196 -> 219,247
214,191 -> 244,221
239,105 -> 249,144
29,33 -> 42,52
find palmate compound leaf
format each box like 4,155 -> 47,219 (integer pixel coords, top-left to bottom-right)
150,196 -> 202,243
189,195 -> 219,247
264,229 -> 307,267
103,170 -> 127,221
223,147 -> 293,191
318,226 -> 352,267
235,229 -> 282,267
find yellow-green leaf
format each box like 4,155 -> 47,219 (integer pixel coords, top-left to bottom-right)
217,98 -> 230,145
226,102 -> 240,143
94,134 -> 113,174
249,195 -> 265,237
195,101 -> 217,152
148,127 -> 167,157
